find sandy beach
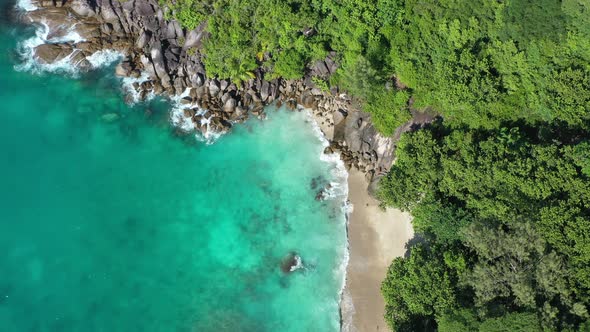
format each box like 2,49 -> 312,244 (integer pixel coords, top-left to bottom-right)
342,170 -> 414,332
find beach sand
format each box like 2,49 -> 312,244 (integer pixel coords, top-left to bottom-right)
342,169 -> 414,332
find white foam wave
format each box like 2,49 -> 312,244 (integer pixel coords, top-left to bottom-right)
120,72 -> 154,104
86,50 -> 123,69
169,88 -> 227,145
14,20 -> 89,75
169,88 -> 197,130
50,25 -> 85,44
195,118 -> 226,145
16,0 -> 37,11
289,255 -> 303,272
303,107 -> 352,331
14,18 -> 125,76
305,107 -> 349,202
340,288 -> 356,332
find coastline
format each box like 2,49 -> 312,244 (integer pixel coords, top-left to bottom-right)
342,169 -> 414,332
15,1 -> 417,330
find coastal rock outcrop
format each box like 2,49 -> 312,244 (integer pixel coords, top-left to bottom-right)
281,252 -> 303,273
17,0 -> 435,185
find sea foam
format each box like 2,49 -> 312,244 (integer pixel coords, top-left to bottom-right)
87,50 -> 124,69
303,107 -> 352,329
14,20 -> 88,75
16,0 -> 37,11
169,88 -> 227,144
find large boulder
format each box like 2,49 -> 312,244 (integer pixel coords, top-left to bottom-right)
75,23 -> 102,40
70,0 -> 96,17
343,110 -> 396,172
223,97 -> 237,114
136,30 -> 151,49
34,43 -> 73,64
150,41 -> 172,88
183,22 -> 207,49
135,0 -> 155,16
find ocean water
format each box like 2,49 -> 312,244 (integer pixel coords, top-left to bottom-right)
0,3 -> 348,331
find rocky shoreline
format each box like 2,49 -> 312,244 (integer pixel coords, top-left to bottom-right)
17,0 -> 435,188
14,1 -> 431,330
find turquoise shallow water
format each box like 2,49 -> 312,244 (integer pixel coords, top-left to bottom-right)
0,6 -> 347,331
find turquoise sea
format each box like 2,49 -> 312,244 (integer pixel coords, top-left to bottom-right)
0,3 -> 348,331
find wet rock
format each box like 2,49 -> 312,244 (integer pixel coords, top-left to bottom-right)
180,96 -> 193,105
183,108 -> 195,118
115,61 -> 133,77
315,183 -> 333,201
286,99 -> 297,111
209,116 -> 232,133
75,23 -> 101,40
310,176 -> 326,191
34,43 -> 73,64
251,105 -> 264,116
75,41 -> 101,54
69,50 -> 91,69
281,252 -> 303,273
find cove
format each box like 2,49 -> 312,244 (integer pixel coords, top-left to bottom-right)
0,7 -> 348,331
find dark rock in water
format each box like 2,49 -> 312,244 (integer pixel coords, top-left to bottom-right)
315,183 -> 332,201
34,43 -> 73,64
144,108 -> 153,118
281,252 -> 302,273
310,175 -> 325,191
286,99 -> 297,110
115,61 -> 133,77
315,190 -> 325,201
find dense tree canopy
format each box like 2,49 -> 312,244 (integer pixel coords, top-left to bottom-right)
379,123 -> 590,331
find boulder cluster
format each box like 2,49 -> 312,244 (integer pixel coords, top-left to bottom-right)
19,0 -> 432,186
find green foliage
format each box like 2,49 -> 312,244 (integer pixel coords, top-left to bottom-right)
364,88 -> 411,136
437,308 -> 480,332
383,0 -> 590,128
311,76 -> 330,92
478,312 -> 542,332
158,0 -> 215,30
382,244 -> 457,331
380,122 -> 590,331
161,0 -> 589,132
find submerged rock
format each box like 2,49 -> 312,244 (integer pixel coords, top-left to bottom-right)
315,183 -> 333,201
101,113 -> 120,122
281,252 -> 303,273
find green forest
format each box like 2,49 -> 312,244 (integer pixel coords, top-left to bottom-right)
160,0 -> 590,330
